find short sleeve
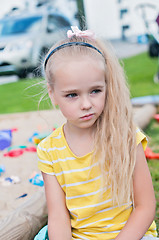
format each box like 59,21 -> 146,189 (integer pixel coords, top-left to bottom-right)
37,140 -> 55,175
136,128 -> 148,150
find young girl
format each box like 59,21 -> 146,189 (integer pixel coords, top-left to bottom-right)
36,26 -> 158,240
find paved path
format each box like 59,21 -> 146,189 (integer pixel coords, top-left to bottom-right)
0,75 -> 18,85
110,40 -> 148,59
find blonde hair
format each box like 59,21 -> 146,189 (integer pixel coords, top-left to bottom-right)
45,36 -> 136,205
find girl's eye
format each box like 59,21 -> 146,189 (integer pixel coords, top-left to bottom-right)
91,89 -> 101,94
66,93 -> 77,98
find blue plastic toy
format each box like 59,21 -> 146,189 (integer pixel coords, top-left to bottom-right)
29,173 -> 44,187
0,130 -> 12,150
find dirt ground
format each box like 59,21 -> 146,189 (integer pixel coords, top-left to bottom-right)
0,110 -> 66,220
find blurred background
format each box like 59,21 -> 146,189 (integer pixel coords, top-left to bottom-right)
0,0 -> 159,234
0,0 -> 158,82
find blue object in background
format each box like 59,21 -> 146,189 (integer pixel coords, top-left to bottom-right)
137,34 -> 148,44
16,193 -> 28,199
28,132 -> 38,143
5,177 -> 13,183
34,225 -> 48,240
29,173 -> 44,187
0,165 -> 5,176
0,130 -> 12,150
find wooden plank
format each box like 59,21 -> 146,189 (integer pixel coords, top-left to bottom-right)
134,104 -> 156,129
0,188 -> 47,240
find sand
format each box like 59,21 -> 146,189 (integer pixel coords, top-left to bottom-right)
0,110 -> 66,221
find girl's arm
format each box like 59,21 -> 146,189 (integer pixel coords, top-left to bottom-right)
115,143 -> 156,240
42,172 -> 72,240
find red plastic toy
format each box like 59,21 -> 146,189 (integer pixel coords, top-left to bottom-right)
154,114 -> 159,122
145,147 -> 159,160
3,146 -> 36,157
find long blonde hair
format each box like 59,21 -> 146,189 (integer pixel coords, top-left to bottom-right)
45,36 -> 137,205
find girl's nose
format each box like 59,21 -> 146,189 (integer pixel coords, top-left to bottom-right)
80,96 -> 92,110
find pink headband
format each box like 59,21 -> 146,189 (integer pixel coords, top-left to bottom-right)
67,26 -> 96,40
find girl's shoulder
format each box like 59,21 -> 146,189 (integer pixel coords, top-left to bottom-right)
136,128 -> 148,150
37,125 -> 64,150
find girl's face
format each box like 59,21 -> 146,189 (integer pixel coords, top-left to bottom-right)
48,55 -> 106,131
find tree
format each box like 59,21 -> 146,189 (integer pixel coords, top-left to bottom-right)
76,0 -> 86,29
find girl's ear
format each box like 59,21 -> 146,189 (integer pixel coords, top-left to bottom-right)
47,83 -> 56,105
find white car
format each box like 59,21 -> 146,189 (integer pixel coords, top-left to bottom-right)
0,10 -> 71,78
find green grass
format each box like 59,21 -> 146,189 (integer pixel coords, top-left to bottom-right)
123,52 -> 159,97
148,160 -> 159,231
144,119 -> 159,231
0,78 -> 52,114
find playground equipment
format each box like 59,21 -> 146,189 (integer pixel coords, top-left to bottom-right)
135,3 -> 159,82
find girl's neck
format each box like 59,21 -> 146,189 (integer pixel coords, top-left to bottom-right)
64,121 -> 95,139
63,122 -> 95,157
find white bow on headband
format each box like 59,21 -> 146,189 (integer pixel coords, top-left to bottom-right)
67,26 -> 96,40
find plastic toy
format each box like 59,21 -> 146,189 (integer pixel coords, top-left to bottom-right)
0,128 -> 18,151
4,149 -> 24,157
34,225 -> 48,240
154,114 -> 159,122
3,146 -> 36,157
0,165 -> 5,176
16,193 -> 28,199
145,147 -> 159,160
0,130 -> 12,150
0,175 -> 21,186
30,124 -> 58,145
7,145 -> 27,151
33,133 -> 50,145
28,132 -> 38,143
8,175 -> 21,184
29,171 -> 44,186
25,146 -> 37,152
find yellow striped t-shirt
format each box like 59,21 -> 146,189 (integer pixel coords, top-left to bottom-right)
37,125 -> 157,240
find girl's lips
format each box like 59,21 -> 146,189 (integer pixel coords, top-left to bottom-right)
80,114 -> 94,120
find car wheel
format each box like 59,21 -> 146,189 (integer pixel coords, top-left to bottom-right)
17,69 -> 28,79
148,40 -> 159,57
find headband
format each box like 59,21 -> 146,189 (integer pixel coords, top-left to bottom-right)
44,42 -> 104,69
